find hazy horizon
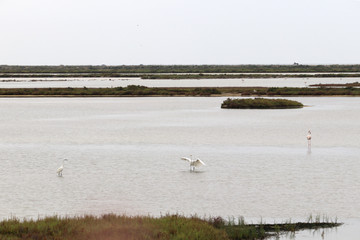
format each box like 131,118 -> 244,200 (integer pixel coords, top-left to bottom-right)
1,0 -> 360,65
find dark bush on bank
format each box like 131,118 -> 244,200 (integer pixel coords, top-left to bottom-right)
221,98 -> 303,109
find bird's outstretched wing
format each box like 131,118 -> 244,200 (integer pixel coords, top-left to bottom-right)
194,158 -> 205,167
181,157 -> 191,163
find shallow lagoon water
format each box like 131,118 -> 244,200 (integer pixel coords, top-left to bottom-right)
0,77 -> 359,88
0,97 -> 359,239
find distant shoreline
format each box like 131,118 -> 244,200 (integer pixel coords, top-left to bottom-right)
1,73 -> 360,79
2,64 -> 360,81
1,64 -> 360,75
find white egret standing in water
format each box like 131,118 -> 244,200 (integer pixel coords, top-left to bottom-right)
57,158 -> 68,176
181,155 -> 205,172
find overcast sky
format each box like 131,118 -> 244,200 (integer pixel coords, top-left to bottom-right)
1,0 -> 360,65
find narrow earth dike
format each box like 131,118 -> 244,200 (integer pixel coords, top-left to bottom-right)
1,86 -> 360,97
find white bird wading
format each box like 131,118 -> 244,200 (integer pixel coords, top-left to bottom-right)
181,155 -> 205,172
57,158 -> 68,176
307,130 -> 312,148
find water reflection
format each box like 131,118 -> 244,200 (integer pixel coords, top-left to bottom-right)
307,147 -> 312,155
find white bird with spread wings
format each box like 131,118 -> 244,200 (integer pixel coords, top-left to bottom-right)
181,155 -> 205,172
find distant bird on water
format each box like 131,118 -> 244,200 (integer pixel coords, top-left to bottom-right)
57,158 -> 68,176
307,130 -> 312,149
307,130 -> 312,140
181,155 -> 205,172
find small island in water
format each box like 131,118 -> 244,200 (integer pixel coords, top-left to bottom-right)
221,98 -> 304,109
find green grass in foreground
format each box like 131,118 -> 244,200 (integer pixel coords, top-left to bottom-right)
0,215 -> 226,240
221,98 -> 304,109
0,214 -> 342,240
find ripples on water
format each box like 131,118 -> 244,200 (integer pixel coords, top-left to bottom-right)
0,97 -> 359,239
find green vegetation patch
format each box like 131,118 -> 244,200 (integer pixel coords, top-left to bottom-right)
0,215 -> 227,240
309,81 -> 360,87
221,98 -> 303,109
0,215 -> 342,240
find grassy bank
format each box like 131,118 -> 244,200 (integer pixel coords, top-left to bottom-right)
0,85 -> 221,97
310,82 -> 360,87
221,98 -> 303,109
219,86 -> 360,96
1,86 -> 360,97
0,214 -> 342,240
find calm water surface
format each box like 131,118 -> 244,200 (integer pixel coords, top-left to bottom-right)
0,77 -> 359,88
0,97 -> 359,239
